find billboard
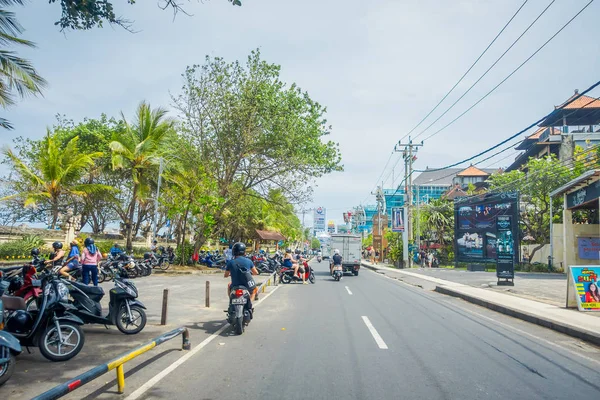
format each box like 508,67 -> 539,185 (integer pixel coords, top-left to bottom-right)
454,192 -> 519,279
327,220 -> 336,234
391,207 -> 404,232
569,266 -> 600,311
313,207 -> 326,232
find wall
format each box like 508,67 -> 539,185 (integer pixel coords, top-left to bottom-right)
542,223 -> 600,268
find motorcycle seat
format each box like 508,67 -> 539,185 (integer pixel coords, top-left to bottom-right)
1,295 -> 26,310
71,281 -> 105,297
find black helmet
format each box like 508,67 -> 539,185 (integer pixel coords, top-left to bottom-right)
232,242 -> 246,257
153,240 -> 158,244
5,310 -> 34,334
113,243 -> 120,247
294,249 -> 300,255
30,248 -> 40,256
84,238 -> 94,247
285,248 -> 292,254
158,246 -> 165,252
52,241 -> 63,250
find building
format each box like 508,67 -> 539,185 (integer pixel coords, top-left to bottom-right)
413,166 -> 496,202
507,90 -> 600,172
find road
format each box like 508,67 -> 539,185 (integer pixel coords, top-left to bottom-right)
118,260 -> 600,400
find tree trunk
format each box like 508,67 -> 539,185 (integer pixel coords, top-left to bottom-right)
51,200 -> 59,230
179,206 -> 190,266
528,243 -> 546,265
125,182 -> 138,252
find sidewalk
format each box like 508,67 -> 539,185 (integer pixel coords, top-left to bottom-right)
361,260 -> 600,346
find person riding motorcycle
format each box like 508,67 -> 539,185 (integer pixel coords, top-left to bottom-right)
331,249 -> 342,276
294,249 -> 307,284
58,240 -> 81,280
224,242 -> 259,310
45,241 -> 65,268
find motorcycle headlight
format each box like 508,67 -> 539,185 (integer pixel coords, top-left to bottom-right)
57,282 -> 69,302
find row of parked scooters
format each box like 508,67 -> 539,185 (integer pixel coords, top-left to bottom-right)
0,250 -> 152,387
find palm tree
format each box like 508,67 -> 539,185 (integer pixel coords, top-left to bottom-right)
110,101 -> 174,251
0,0 -> 47,129
2,133 -> 107,227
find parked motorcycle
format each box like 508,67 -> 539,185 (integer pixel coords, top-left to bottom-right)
0,281 -> 22,387
226,286 -> 253,335
2,272 -> 85,362
63,269 -> 146,334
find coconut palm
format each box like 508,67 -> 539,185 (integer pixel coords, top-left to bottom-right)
0,0 -> 47,129
2,133 -> 108,228
110,101 -> 174,251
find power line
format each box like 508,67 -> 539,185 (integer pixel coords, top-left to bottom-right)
412,0 -> 556,141
363,151 -> 395,204
420,0 -> 595,143
399,0 -> 530,143
415,79 -> 600,173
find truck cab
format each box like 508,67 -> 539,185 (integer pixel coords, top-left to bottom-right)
330,233 -> 361,276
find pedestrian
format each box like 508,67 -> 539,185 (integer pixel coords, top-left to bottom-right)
375,250 -> 379,265
427,252 -> 433,268
81,237 -> 102,286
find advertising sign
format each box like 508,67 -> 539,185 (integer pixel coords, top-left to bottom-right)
391,207 -> 404,232
569,266 -> 600,311
566,180 -> 600,209
578,237 -> 600,260
454,192 -> 519,265
327,220 -> 336,234
496,215 -> 515,279
313,207 -> 326,232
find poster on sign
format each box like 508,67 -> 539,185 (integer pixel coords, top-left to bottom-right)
578,237 -> 600,260
569,266 -> 600,311
391,208 -> 404,232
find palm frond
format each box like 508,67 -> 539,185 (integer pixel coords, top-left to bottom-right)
0,49 -> 46,107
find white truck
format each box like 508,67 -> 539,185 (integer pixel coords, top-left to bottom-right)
330,233 -> 362,276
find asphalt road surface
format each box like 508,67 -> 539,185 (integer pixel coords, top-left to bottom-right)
123,260 -> 600,400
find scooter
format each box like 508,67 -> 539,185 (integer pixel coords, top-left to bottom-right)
332,265 -> 343,281
317,256 -> 322,263
225,286 -> 253,335
280,261 -> 315,284
0,281 -> 22,387
2,272 -> 85,362
62,269 -> 146,335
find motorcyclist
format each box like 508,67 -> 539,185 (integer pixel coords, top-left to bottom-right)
59,240 -> 81,280
294,249 -> 307,284
110,243 -> 123,258
224,242 -> 259,308
331,249 -> 342,276
45,241 -> 65,268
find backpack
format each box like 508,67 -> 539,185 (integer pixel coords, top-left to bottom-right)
234,259 -> 256,289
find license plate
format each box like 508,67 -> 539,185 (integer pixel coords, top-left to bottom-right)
32,279 -> 41,287
231,298 -> 247,305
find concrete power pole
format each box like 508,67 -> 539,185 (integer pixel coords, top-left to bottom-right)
397,137 -> 423,268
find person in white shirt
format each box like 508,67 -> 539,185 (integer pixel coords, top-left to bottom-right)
224,244 -> 233,261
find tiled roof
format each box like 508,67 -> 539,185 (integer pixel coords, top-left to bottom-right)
557,92 -> 600,110
456,165 -> 490,177
526,127 -> 561,140
255,230 -> 286,241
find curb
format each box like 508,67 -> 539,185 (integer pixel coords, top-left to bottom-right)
434,285 -> 600,347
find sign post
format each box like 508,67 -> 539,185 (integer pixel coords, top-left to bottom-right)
496,215 -> 515,285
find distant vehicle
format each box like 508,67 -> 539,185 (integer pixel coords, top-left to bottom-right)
330,233 -> 361,276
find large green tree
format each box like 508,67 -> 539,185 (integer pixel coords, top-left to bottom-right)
0,0 -> 46,129
110,102 -> 175,251
173,49 -> 342,248
487,155 -> 576,262
1,133 -> 108,228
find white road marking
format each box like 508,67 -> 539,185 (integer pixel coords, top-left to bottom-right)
125,286 -> 280,400
361,316 -> 388,349
345,286 -> 353,295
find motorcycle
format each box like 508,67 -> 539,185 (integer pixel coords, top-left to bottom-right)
332,265 -> 343,281
2,272 -> 85,362
0,281 -> 22,387
226,286 -> 253,335
62,268 -> 146,334
280,260 -> 315,284
317,256 -> 322,263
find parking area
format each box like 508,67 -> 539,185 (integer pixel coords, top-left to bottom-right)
2,271 -> 276,399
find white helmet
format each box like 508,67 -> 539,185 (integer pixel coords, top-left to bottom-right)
334,249 -> 340,254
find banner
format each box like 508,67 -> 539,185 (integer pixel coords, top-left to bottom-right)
391,207 -> 404,232
570,266 -> 600,311
496,215 -> 515,279
327,220 -> 335,234
313,207 -> 326,232
578,237 -> 600,260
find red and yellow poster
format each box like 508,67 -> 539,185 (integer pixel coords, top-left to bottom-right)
570,266 -> 600,311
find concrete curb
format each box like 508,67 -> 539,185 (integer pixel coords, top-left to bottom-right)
434,285 -> 600,347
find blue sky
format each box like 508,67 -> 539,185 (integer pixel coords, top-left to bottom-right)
3,0 -> 600,229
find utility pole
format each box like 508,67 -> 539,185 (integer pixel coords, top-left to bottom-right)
395,137 -> 423,268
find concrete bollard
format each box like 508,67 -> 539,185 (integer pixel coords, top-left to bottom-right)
205,281 -> 210,308
160,289 -> 169,325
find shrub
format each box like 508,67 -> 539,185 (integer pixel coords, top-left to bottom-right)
0,235 -> 45,258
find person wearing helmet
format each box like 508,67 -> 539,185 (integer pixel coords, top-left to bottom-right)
81,238 -> 102,286
331,249 -> 342,276
45,241 -> 65,268
291,249 -> 307,284
59,240 -> 81,280
224,242 -> 259,308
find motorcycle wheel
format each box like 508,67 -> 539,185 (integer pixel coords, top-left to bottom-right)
234,316 -> 244,335
38,321 -> 84,362
159,261 -> 170,271
281,274 -> 292,284
309,273 -> 316,284
104,269 -> 114,282
127,267 -> 138,279
116,305 -> 147,334
0,351 -> 15,387
98,270 -> 107,283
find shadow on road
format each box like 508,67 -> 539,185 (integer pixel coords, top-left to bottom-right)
185,319 -> 226,334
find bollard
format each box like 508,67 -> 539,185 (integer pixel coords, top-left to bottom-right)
161,289 -> 169,325
116,364 -> 125,393
205,281 -> 210,308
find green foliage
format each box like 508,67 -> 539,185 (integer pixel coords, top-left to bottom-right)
384,230 -> 403,262
419,198 -> 454,246
0,234 -> 44,258
0,0 -> 46,129
362,233 -> 373,248
310,237 -> 321,249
